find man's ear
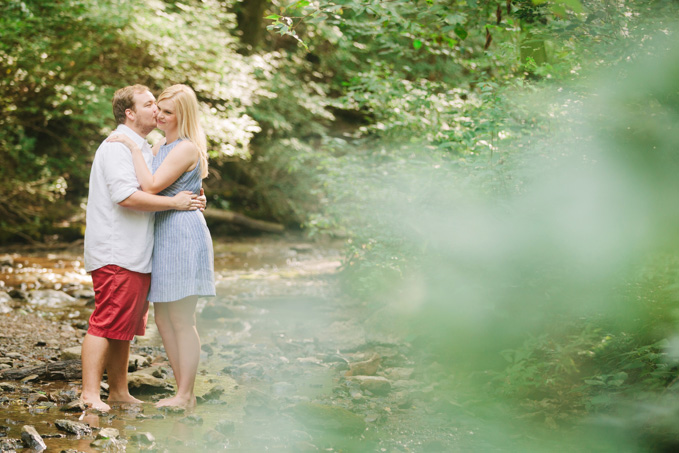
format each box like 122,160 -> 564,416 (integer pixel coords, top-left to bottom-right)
125,108 -> 135,121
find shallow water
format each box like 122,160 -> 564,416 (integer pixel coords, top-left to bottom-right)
0,235 -> 473,452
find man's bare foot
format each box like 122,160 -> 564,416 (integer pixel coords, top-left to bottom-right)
155,395 -> 196,409
107,393 -> 144,405
80,396 -> 111,412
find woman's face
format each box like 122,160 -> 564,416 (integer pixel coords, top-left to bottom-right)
156,98 -> 178,133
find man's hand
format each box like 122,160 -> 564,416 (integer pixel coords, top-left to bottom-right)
172,191 -> 201,211
197,187 -> 207,212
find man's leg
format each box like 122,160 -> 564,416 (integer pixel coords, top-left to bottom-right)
80,333 -> 111,412
106,339 -> 143,404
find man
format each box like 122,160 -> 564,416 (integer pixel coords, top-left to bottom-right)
81,84 -> 203,411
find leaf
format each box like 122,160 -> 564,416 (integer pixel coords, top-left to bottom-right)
444,14 -> 465,25
454,24 -> 467,40
557,0 -> 584,13
265,14 -> 281,20
413,39 -> 423,50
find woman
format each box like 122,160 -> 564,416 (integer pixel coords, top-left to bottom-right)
108,84 -> 215,408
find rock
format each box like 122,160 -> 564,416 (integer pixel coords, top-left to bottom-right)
127,371 -> 174,394
8,289 -> 27,301
4,353 -> 22,360
215,419 -> 235,435
0,382 -> 17,392
26,393 -> 49,405
55,419 -> 92,436
60,346 -> 82,361
199,303 -> 234,319
0,255 -> 13,267
26,290 -> 76,308
243,389 -> 276,417
198,385 -> 224,402
68,288 -> 95,299
345,354 -> 381,377
383,367 -> 415,381
0,292 -> 12,314
203,429 -> 227,446
179,414 -> 203,425
0,438 -> 21,451
21,425 -> 46,451
60,399 -> 87,412
129,432 -> 155,445
348,376 -> 392,395
292,403 -> 366,435
128,354 -> 150,371
97,427 -> 120,439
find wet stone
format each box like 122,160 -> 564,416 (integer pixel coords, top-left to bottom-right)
0,293 -> 12,314
26,290 -> 76,308
0,438 -> 21,451
129,432 -> 155,445
8,289 -> 27,301
60,400 -> 87,413
203,429 -> 227,446
21,425 -> 46,451
179,414 -> 203,425
198,385 -> 224,402
96,428 -> 119,439
348,376 -> 392,395
127,372 -> 174,394
0,425 -> 9,437
60,347 -> 81,361
55,419 -> 92,436
26,393 -> 49,405
215,419 -> 235,435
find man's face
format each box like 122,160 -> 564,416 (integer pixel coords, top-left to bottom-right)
130,90 -> 158,135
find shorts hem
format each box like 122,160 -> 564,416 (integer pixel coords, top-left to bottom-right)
87,326 -> 139,341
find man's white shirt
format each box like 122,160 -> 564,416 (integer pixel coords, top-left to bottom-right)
84,125 -> 155,274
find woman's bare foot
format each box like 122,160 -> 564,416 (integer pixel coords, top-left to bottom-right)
155,394 -> 196,409
80,396 -> 111,412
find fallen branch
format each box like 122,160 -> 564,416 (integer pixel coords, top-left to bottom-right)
203,208 -> 284,233
0,360 -> 82,381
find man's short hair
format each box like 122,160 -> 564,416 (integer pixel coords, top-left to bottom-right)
112,85 -> 150,125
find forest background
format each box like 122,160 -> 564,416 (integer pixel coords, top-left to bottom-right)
2,0 -> 679,449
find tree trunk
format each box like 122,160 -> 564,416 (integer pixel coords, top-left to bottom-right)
235,0 -> 269,54
203,207 -> 284,233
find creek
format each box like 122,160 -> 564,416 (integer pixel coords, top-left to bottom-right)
0,235 -> 471,452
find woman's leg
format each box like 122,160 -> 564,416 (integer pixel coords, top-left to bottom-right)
155,295 -> 200,407
153,302 -> 182,386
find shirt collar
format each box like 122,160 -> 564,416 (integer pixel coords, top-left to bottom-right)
116,124 -> 151,151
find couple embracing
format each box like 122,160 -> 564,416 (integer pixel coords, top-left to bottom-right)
82,84 -> 215,411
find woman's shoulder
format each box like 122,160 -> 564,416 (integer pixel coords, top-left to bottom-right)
171,139 -> 200,155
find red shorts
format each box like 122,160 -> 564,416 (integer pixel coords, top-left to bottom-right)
88,265 -> 150,341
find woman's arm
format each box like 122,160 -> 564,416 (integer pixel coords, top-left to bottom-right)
107,135 -> 198,194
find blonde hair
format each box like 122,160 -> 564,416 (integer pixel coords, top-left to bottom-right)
158,84 -> 209,178
112,84 -> 149,125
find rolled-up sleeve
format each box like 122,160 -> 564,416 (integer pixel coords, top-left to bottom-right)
102,143 -> 140,204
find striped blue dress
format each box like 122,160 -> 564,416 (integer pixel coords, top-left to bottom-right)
148,139 -> 216,303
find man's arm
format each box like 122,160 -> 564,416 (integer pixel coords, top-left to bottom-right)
119,190 -> 200,212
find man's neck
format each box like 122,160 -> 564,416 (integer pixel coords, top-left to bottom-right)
123,122 -> 149,138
